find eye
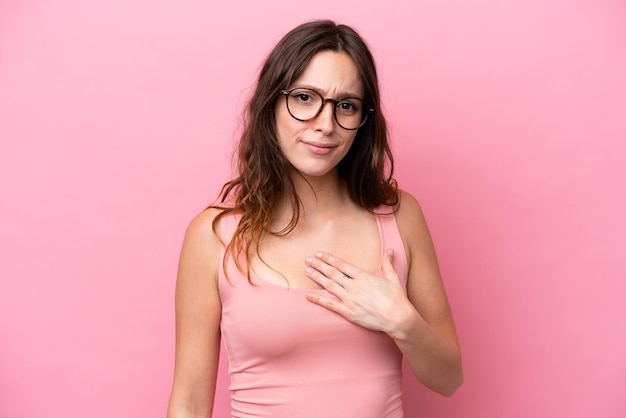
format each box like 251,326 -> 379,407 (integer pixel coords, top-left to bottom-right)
295,93 -> 312,102
290,90 -> 319,105
337,100 -> 360,115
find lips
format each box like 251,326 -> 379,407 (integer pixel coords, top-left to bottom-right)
301,140 -> 337,156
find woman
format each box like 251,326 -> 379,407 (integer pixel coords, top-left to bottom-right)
168,20 -> 463,418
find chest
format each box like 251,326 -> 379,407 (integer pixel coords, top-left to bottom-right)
250,211 -> 381,289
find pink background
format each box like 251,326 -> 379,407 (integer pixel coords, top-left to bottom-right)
1,0 -> 625,417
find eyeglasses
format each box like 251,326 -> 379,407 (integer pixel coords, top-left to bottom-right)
280,87 -> 374,130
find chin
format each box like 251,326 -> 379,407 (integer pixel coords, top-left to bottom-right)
292,164 -> 337,180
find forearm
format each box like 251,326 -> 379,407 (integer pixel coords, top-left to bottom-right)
167,395 -> 214,418
167,407 -> 211,418
167,362 -> 218,418
389,305 -> 463,397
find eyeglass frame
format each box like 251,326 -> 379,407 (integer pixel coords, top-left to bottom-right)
279,87 -> 375,130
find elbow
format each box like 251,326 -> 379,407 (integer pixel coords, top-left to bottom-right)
411,343 -> 464,397
440,349 -> 464,397
426,361 -> 463,397
437,365 -> 464,397
439,372 -> 463,397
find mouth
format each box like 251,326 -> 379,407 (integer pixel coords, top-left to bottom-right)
301,140 -> 337,155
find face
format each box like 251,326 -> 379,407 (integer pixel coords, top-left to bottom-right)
274,51 -> 363,180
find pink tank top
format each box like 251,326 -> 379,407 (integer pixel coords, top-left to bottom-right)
218,207 -> 408,418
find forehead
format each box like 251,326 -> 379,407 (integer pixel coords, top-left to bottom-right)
292,51 -> 363,98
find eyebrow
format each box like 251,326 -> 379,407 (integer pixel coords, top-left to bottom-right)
294,84 -> 363,100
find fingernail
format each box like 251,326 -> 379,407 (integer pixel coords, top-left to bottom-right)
315,252 -> 323,258
305,267 -> 313,275
305,257 -> 313,264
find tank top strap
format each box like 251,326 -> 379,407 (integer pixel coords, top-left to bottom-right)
215,211 -> 246,293
374,205 -> 409,287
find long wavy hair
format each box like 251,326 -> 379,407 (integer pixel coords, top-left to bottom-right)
212,20 -> 398,282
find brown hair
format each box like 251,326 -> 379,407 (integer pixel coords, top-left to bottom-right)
212,20 -> 398,281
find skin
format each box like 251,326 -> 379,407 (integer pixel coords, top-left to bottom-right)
167,51 -> 463,418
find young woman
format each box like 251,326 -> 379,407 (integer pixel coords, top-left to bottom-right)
168,20 -> 463,418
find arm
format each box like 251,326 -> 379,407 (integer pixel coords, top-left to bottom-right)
167,209 -> 223,418
391,190 -> 463,396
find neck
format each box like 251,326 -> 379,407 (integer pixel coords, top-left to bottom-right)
274,169 -> 351,225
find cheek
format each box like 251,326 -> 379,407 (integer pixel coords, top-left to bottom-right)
342,132 -> 358,149
274,104 -> 296,138
338,133 -> 361,160
274,121 -> 289,152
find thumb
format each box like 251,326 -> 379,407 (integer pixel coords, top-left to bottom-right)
381,249 -> 397,278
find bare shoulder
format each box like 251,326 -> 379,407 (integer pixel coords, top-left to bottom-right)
178,207 -> 226,290
184,207 -> 223,243
395,189 -> 425,221
394,190 -> 431,258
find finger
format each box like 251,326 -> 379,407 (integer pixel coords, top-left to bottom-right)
381,248 -> 400,281
305,256 -> 353,286
314,251 -> 361,279
306,292 -> 349,316
305,266 -> 348,295
381,249 -> 394,275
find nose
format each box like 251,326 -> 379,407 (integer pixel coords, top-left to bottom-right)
314,100 -> 335,134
